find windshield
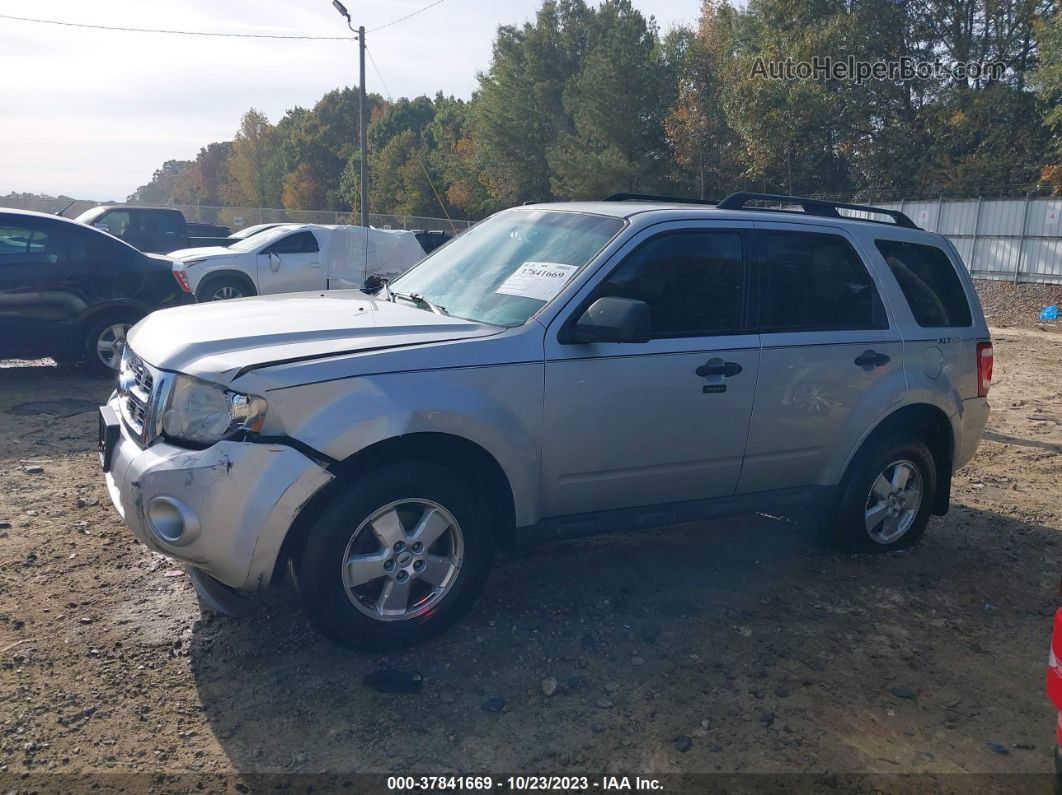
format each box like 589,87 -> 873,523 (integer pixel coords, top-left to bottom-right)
228,225 -> 302,253
74,207 -> 107,224
389,209 -> 624,326
231,223 -> 287,240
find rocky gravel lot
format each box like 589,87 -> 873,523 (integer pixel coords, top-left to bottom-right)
1,282 -> 1061,791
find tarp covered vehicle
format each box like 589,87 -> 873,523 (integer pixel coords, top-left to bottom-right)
170,224 -> 425,302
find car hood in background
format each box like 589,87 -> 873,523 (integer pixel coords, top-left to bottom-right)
169,246 -> 235,260
126,290 -> 503,382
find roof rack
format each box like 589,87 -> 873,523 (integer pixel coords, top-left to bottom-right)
604,192 -> 718,206
715,192 -> 918,229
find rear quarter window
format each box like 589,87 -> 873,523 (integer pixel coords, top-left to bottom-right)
875,239 -> 972,328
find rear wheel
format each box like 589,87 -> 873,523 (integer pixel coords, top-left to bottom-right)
294,463 -> 494,651
84,314 -> 140,375
828,436 -> 936,552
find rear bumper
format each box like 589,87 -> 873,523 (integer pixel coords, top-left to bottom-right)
955,396 -> 989,470
103,396 -> 333,591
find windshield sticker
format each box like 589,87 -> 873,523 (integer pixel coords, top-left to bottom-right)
495,262 -> 578,301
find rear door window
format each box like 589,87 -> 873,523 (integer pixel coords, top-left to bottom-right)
0,223 -> 45,265
752,230 -> 886,331
875,239 -> 972,327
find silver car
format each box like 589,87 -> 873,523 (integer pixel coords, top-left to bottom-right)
99,193 -> 992,650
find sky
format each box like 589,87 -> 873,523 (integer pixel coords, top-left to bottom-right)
0,0 -> 700,201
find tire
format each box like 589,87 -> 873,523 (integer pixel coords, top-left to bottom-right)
84,314 -> 141,376
827,435 -> 936,553
294,463 -> 495,651
196,275 -> 255,302
188,568 -> 259,618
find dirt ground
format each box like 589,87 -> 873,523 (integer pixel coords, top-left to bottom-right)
2,293 -> 1062,789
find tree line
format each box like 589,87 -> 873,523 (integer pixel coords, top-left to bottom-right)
128,0 -> 1062,219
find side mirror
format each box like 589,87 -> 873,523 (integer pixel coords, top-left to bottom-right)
268,251 -> 281,272
570,296 -> 651,344
93,223 -> 110,233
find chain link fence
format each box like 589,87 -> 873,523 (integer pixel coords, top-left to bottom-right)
2,197 -> 471,233
7,190 -> 1062,282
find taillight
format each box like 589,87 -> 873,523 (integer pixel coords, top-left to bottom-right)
976,341 -> 993,397
172,268 -> 192,293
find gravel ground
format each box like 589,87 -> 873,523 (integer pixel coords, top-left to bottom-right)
974,279 -> 1062,329
1,309 -> 1061,790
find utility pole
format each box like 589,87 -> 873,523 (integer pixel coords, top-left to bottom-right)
332,1 -> 368,227
358,25 -> 367,228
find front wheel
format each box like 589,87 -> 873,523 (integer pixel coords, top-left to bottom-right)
294,463 -> 495,651
197,276 -> 254,302
827,436 -> 936,553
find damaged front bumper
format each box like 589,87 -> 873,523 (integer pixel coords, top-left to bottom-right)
103,396 -> 333,592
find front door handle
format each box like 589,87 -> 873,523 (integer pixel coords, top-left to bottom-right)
854,350 -> 891,369
696,361 -> 743,378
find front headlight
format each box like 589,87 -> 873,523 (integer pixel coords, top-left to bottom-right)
160,374 -> 267,445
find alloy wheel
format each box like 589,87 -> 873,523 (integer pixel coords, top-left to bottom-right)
340,499 -> 464,621
211,285 -> 243,300
864,459 -> 923,544
95,323 -> 131,370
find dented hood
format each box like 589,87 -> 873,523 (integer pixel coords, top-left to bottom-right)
126,290 -> 501,382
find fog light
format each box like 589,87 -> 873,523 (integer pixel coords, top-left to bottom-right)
146,496 -> 200,545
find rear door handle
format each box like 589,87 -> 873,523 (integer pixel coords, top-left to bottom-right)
696,361 -> 743,378
854,350 -> 890,368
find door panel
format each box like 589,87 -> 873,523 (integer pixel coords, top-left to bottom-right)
542,222 -> 760,518
0,219 -> 59,356
544,340 -> 760,516
256,231 -> 326,295
737,223 -> 904,493
738,333 -> 904,492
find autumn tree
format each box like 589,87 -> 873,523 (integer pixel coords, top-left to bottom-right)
664,1 -> 744,198
221,109 -> 282,207
1033,11 -> 1062,192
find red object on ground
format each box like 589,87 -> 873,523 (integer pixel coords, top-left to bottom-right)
1046,609 -> 1062,745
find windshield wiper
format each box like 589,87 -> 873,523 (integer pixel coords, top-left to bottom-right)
392,290 -> 447,315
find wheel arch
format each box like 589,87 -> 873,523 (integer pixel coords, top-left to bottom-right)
841,402 -> 955,515
274,432 -> 518,583
194,269 -> 257,300
77,300 -> 149,330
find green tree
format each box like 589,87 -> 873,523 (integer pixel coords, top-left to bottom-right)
467,0 -> 593,209
548,0 -> 674,199
221,109 -> 282,206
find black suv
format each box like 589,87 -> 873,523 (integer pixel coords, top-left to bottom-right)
0,208 -> 194,373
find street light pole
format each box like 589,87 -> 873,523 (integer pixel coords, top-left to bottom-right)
332,1 -> 368,227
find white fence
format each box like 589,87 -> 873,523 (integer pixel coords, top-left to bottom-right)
877,197 -> 1062,284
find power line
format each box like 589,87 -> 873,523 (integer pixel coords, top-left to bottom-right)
365,45 -> 457,234
0,12 -> 355,40
365,47 -> 395,99
0,0 -> 450,40
368,0 -> 448,33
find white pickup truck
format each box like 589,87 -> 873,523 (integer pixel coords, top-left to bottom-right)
170,224 -> 426,302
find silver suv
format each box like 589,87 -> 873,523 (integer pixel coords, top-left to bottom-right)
98,193 -> 992,650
